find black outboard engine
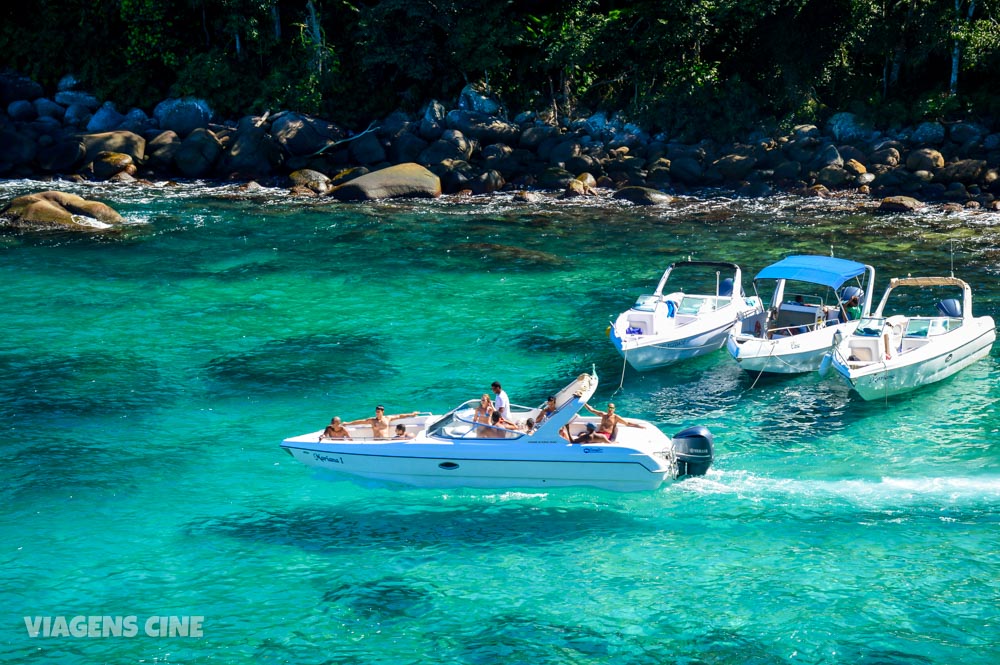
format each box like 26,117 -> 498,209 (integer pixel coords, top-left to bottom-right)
671,426 -> 714,477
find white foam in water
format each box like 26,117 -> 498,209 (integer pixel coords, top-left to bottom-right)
677,468 -> 1000,508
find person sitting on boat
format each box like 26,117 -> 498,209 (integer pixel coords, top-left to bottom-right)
392,424 -> 414,440
536,395 -> 558,424
483,410 -> 518,438
491,381 -> 511,420
320,416 -> 352,441
844,295 -> 862,320
573,422 -> 611,444
345,405 -> 419,438
583,402 -> 643,440
473,394 -> 494,423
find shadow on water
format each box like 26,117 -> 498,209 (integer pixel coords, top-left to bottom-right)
0,349 -> 177,421
204,332 -> 396,394
185,503 -> 648,553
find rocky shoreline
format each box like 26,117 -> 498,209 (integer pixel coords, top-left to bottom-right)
1,73 -> 998,229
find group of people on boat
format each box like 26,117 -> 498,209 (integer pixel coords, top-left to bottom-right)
319,378 -> 646,444
319,405 -> 418,441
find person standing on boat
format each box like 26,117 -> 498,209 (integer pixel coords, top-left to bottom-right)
491,381 -> 511,420
321,417 -> 352,440
345,405 -> 419,438
582,402 -> 643,440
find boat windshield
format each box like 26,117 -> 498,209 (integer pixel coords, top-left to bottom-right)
632,294 -> 659,311
905,317 -> 961,337
854,318 -> 885,337
425,401 -> 525,441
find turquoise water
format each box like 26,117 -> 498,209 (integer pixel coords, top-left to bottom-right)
2,180 -> 998,663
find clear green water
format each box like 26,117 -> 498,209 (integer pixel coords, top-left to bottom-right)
1,181 -> 998,663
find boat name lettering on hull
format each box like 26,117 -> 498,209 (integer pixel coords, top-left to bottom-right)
313,453 -> 345,464
582,447 -> 604,453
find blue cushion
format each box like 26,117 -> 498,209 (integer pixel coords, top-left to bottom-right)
936,298 -> 961,317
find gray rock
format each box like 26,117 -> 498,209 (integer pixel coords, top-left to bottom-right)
63,103 -> 92,129
878,196 -> 925,213
826,112 -> 872,142
905,148 -> 944,171
330,162 -> 441,200
445,109 -> 519,145
175,128 -> 223,178
348,131 -> 387,165
458,83 -> 503,116
153,98 -> 213,138
669,156 -> 704,185
7,100 -> 37,121
419,100 -> 447,141
933,159 -> 986,185
36,138 -> 86,173
271,112 -> 347,156
33,98 -> 65,120
54,90 -> 101,111
912,121 -> 945,145
87,102 -> 126,133
613,186 -> 672,205
0,128 -> 37,167
0,190 -> 125,230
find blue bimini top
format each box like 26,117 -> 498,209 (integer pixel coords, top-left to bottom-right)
755,255 -> 867,289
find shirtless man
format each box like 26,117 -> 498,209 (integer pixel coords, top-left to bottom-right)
582,402 -> 642,440
573,422 -> 612,444
346,405 -> 419,438
320,416 -> 352,441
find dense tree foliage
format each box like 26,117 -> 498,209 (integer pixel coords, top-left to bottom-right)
1,0 -> 997,138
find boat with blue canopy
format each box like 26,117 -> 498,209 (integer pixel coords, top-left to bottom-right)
725,254 -> 876,374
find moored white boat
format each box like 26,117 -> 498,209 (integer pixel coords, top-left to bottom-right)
281,371 -> 714,492
726,255 -> 876,374
825,276 -> 996,400
609,260 -> 762,371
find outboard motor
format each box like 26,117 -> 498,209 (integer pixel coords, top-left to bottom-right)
671,425 -> 714,477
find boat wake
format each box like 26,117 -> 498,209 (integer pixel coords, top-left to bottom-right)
679,468 -> 1000,507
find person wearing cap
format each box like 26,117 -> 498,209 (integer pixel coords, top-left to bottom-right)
536,395 -> 558,424
345,405 -> 419,438
573,422 -> 611,444
582,402 -> 643,440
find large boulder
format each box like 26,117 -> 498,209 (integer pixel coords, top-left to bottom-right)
445,109 -> 519,145
270,111 -> 348,156
81,131 -> 146,166
330,162 -> 441,201
219,117 -> 283,178
0,191 -> 125,230
153,97 -> 212,138
613,186 -> 672,205
86,102 -> 127,133
175,128 -> 224,178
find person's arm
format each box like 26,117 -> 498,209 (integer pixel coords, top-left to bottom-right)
389,411 -> 419,421
616,414 -> 643,428
583,403 -> 602,416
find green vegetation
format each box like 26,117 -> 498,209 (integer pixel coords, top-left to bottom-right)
1,0 -> 997,137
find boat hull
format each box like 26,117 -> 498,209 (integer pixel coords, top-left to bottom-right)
281,439 -> 676,492
834,325 -> 996,400
611,320 -> 736,371
727,322 -> 858,374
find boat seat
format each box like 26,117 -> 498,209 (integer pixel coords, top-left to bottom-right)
850,347 -> 874,362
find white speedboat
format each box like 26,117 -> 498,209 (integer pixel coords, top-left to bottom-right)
280,371 -> 714,492
825,276 -> 996,400
726,255 -> 876,374
609,260 -> 762,371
